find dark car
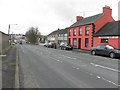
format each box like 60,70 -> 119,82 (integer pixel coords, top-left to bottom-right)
60,43 -> 73,50
91,44 -> 120,58
19,41 -> 22,44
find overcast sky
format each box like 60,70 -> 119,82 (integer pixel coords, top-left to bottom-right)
0,0 -> 119,35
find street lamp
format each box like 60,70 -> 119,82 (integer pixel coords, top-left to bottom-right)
8,24 -> 18,44
8,24 -> 18,34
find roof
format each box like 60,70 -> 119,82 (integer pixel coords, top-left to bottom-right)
94,21 -> 120,36
48,28 -> 68,36
0,31 -> 8,35
69,13 -> 103,28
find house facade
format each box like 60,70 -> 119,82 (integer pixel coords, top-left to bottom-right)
68,6 -> 114,50
94,21 -> 120,49
47,28 -> 68,44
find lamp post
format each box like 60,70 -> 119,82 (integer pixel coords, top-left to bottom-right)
8,24 -> 18,44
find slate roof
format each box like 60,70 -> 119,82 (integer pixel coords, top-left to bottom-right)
48,28 -> 68,36
94,21 -> 120,36
0,31 -> 8,35
69,13 -> 103,28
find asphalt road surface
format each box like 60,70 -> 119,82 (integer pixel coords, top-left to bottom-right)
17,44 -> 119,88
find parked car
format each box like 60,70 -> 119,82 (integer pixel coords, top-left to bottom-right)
91,44 -> 120,58
44,42 -> 49,47
60,43 -> 73,50
19,41 -> 22,44
48,42 -> 57,49
11,42 -> 15,45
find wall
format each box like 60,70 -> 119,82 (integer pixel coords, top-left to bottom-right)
68,24 -> 93,50
94,36 -> 120,49
0,32 -> 9,55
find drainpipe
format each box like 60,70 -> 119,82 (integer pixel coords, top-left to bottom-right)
91,23 -> 95,47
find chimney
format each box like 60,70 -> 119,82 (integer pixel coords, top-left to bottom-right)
76,16 -> 83,21
103,5 -> 112,16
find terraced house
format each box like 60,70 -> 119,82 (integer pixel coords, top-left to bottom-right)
94,21 -> 120,49
47,28 -> 68,44
68,6 -> 115,50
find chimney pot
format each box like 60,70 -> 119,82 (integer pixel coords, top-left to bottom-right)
76,16 -> 83,21
103,5 -> 112,16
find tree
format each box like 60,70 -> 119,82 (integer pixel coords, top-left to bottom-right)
25,27 -> 41,44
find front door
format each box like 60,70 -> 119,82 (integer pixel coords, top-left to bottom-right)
78,38 -> 81,49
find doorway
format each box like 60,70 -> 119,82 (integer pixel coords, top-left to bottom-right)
78,38 -> 81,49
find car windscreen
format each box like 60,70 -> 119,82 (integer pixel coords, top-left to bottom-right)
106,45 -> 114,49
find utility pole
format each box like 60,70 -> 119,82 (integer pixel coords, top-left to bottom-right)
8,24 -> 18,44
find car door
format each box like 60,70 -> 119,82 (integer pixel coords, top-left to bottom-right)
99,46 -> 109,55
95,46 -> 102,55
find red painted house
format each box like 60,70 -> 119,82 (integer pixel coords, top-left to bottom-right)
68,6 -> 114,50
94,21 -> 120,49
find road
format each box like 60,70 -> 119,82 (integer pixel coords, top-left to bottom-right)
16,44 -> 119,88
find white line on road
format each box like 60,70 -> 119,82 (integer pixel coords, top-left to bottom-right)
90,63 -> 120,72
61,55 -> 77,60
72,66 -> 79,70
0,55 -> 6,57
101,76 -> 120,87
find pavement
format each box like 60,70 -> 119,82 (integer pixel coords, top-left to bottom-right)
2,46 -> 17,88
17,44 -> 119,88
72,48 -> 90,54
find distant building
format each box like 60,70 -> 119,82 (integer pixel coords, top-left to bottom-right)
39,35 -> 47,43
10,34 -> 25,43
47,28 -> 68,44
68,6 -> 114,50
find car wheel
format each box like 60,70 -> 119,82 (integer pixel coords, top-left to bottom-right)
109,52 -> 115,58
63,47 -> 66,50
91,50 -> 96,55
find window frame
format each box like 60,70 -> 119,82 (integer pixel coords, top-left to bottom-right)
85,25 -> 89,35
73,38 -> 77,46
85,38 -> 89,48
79,27 -> 82,35
101,38 -> 108,43
73,28 -> 77,36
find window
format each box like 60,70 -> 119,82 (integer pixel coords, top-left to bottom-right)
73,28 -> 76,36
64,34 -> 67,36
85,26 -> 89,35
69,30 -> 71,36
85,38 -> 89,48
101,38 -> 108,43
58,34 -> 60,37
61,34 -> 63,37
73,38 -> 77,46
79,28 -> 82,35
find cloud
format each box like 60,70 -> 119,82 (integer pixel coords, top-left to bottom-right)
0,0 -> 119,35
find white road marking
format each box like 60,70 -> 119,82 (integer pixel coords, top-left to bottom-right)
97,76 -> 101,79
61,55 -> 77,60
0,55 -> 6,57
72,66 -> 76,69
89,73 -> 119,87
101,77 -> 120,86
72,66 -> 79,70
90,73 -> 93,76
90,63 -> 120,72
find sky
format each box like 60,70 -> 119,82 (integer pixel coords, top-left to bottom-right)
0,0 -> 119,35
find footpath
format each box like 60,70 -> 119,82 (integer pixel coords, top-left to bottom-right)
2,46 -> 17,88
